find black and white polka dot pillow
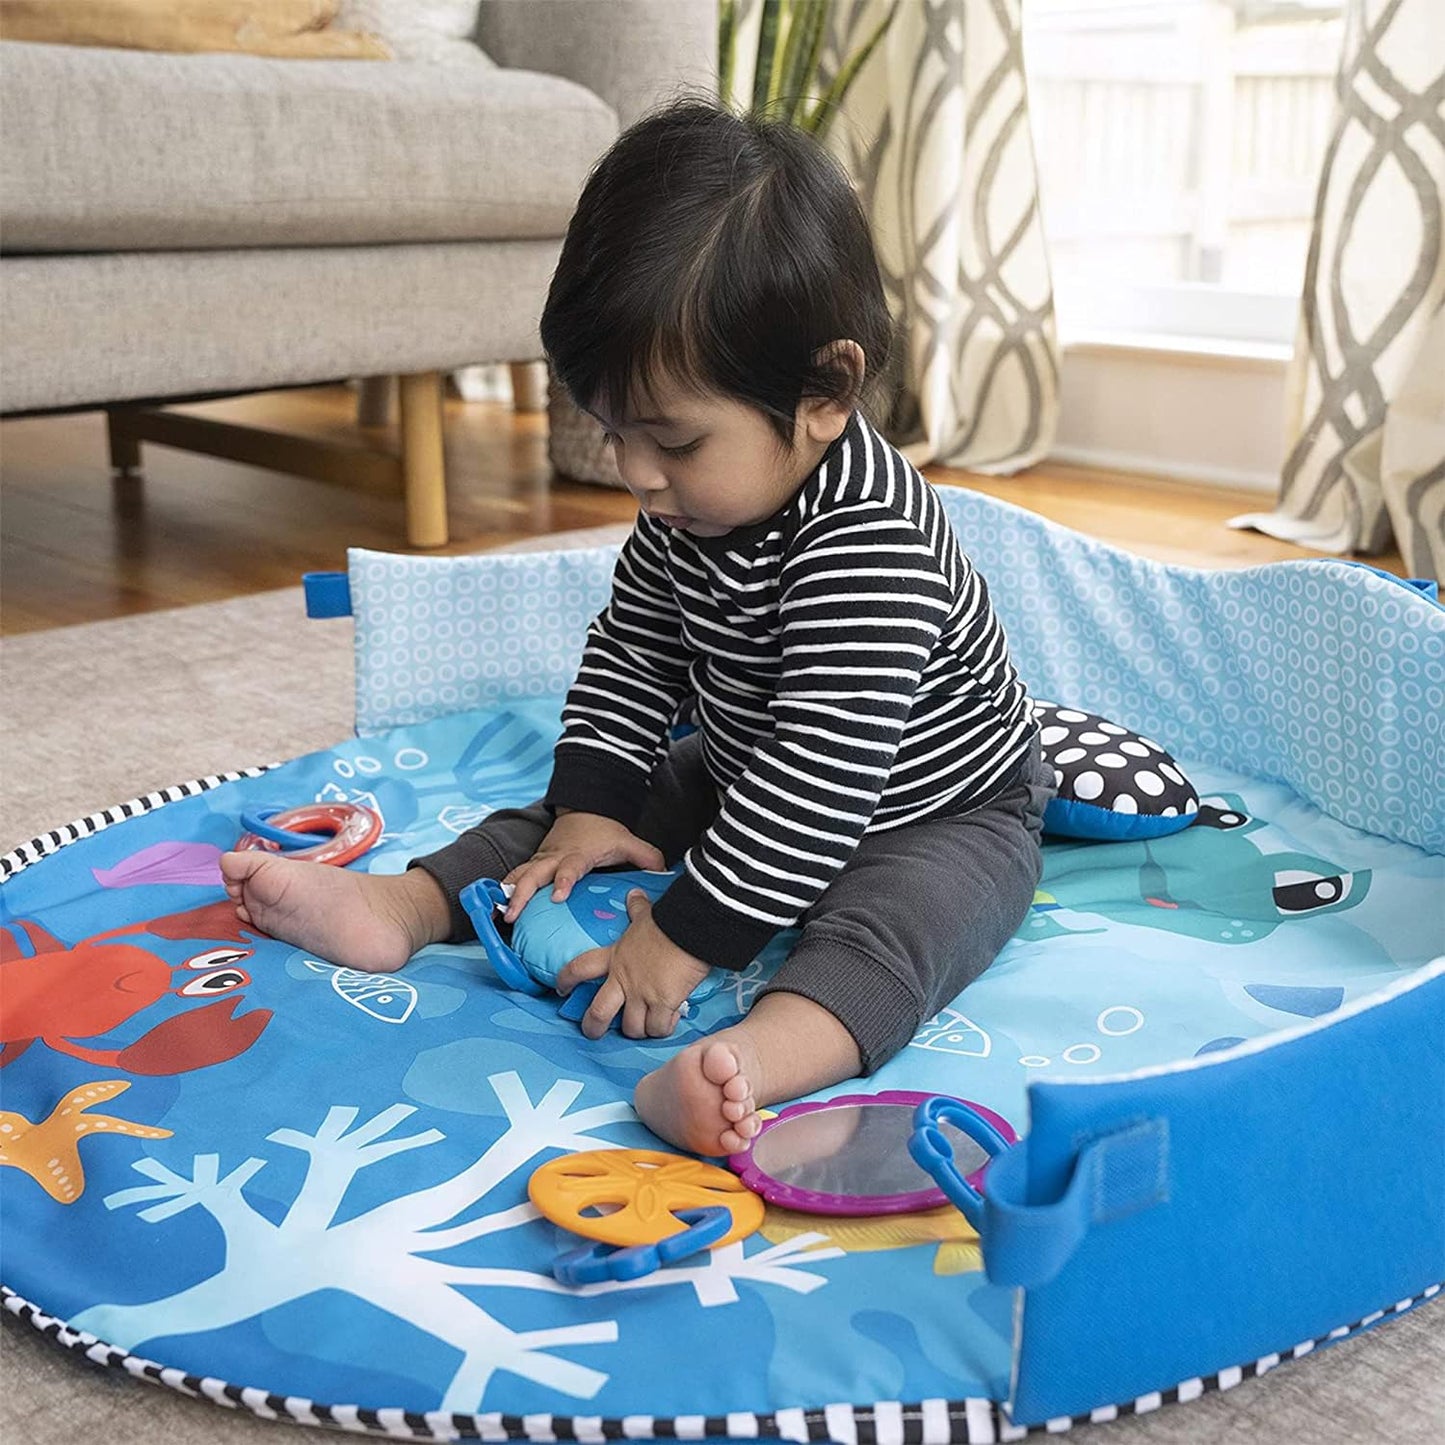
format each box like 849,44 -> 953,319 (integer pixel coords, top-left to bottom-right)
1030,700 -> 1199,840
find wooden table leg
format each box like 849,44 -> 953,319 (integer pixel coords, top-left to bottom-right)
398,370 -> 448,549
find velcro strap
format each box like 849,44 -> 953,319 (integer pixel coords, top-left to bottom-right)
983,1117 -> 1169,1288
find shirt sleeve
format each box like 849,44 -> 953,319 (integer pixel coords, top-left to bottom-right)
650,501 -> 952,969
544,513 -> 696,828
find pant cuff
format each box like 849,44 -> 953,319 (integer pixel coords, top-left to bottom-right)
408,834 -> 511,944
758,930 -> 924,1075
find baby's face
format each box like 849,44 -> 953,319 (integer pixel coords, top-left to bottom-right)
585,371 -> 854,538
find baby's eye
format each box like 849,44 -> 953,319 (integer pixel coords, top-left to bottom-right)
661,439 -> 703,458
600,431 -> 620,447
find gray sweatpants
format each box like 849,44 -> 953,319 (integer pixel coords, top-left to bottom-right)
412,730 -> 1052,1072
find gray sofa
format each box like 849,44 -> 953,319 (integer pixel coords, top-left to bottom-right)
0,1 -> 715,544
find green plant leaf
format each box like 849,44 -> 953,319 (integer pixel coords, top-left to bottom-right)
804,0 -> 897,138
719,0 -> 737,107
752,0 -> 782,115
778,0 -> 828,126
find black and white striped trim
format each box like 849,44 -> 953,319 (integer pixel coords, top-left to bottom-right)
4,1282 -> 1439,1440
0,766 -> 276,882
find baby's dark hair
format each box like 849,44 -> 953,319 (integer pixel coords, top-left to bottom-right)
540,97 -> 894,451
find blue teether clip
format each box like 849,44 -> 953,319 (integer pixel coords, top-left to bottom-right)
460,869 -> 723,1031
551,1206 -> 733,1286
907,1095 -> 1014,1230
459,879 -> 546,996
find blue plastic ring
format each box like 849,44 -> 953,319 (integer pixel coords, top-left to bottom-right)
460,879 -> 546,996
238,806 -> 332,848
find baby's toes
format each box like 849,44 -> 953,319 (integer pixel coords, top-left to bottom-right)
721,1073 -> 751,1102
718,1124 -> 750,1154
700,1040 -> 744,1089
721,1096 -> 750,1123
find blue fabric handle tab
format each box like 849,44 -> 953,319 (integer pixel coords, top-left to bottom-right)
557,977 -> 604,1023
908,1096 -> 1015,1231
981,1117 -> 1170,1289
303,572 -> 353,618
459,880 -> 546,996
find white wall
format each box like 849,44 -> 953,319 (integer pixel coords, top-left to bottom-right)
1052,340 -> 1288,492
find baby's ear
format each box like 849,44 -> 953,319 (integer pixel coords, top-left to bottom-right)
814,338 -> 867,398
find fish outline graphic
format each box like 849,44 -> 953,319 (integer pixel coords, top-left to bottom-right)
910,1008 -> 992,1058
302,961 -> 417,1024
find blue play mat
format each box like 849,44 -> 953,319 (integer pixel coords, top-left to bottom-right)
3,488 -> 1442,1438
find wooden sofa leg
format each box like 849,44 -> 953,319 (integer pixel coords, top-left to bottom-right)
106,408 -> 142,476
357,375 -> 394,430
398,370 -> 448,549
510,360 -> 548,413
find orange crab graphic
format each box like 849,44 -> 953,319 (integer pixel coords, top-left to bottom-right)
1,900 -> 272,1075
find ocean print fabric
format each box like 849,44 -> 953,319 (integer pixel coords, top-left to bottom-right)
2,701 -> 1441,1421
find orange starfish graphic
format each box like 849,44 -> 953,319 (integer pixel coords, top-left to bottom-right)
0,1080 -> 172,1204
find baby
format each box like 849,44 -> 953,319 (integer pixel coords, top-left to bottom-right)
222,99 -> 1052,1157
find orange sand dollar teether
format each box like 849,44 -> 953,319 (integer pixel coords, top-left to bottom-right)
528,1148 -> 764,1249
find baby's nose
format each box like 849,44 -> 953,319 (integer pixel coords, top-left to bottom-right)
626,471 -> 669,497
615,451 -> 668,494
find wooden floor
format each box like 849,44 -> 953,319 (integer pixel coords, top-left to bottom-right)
0,384 -> 1402,635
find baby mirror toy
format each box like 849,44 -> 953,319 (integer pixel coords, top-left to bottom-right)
728,1090 -> 1017,1216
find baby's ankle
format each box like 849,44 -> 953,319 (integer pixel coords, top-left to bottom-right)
386,868 -> 453,955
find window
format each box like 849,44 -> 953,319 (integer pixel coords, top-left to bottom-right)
1023,0 -> 1345,349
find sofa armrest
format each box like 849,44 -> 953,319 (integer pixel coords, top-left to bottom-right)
474,0 -> 716,129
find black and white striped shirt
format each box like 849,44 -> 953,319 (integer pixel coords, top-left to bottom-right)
544,408 -> 1034,970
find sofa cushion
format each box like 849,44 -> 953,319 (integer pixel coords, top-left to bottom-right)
2,241 -> 563,413
0,0 -> 389,59
0,41 -> 617,251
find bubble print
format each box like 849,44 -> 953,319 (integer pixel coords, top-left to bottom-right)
352,546 -> 621,732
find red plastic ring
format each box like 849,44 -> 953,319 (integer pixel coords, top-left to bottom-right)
236,802 -> 382,867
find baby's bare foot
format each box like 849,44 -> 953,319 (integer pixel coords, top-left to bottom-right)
219,852 -> 448,973
635,1031 -> 765,1156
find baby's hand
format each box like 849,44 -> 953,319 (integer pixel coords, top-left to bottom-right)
501,811 -> 664,922
557,890 -> 709,1040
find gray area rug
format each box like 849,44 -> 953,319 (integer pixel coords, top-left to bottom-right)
2,526 -> 1441,1443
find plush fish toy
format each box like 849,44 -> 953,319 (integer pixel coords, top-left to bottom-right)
460,866 -> 723,1028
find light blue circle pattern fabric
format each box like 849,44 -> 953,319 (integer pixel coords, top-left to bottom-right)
349,491 -> 1445,851
352,547 -> 617,730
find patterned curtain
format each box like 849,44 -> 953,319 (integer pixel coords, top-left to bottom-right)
1231,0 -> 1445,579
814,0 -> 1060,472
